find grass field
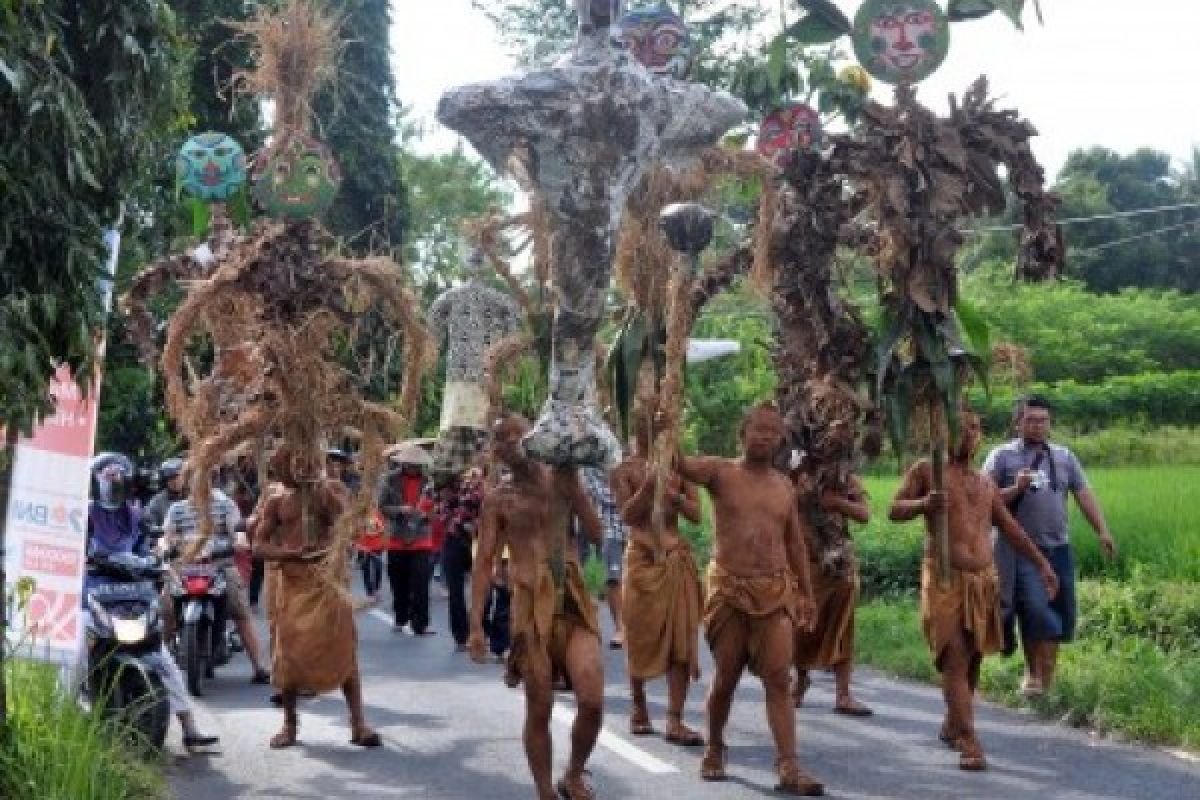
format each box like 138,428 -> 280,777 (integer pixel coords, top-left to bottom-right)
860,465 -> 1200,583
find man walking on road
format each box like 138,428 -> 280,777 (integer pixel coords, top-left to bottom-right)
890,410 -> 1059,771
984,395 -> 1117,697
437,468 -> 483,650
468,414 -> 605,800
675,403 -> 823,796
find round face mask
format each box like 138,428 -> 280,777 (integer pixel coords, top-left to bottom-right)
251,135 -> 342,220
176,132 -> 247,201
852,0 -> 950,86
612,4 -> 692,78
756,104 -> 822,164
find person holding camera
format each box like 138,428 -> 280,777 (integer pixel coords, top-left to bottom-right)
983,395 -> 1117,697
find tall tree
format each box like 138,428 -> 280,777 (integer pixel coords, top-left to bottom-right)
168,0 -> 262,145
315,0 -> 408,254
1,0 -> 188,728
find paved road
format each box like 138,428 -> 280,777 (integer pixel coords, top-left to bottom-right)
169,591 -> 1199,800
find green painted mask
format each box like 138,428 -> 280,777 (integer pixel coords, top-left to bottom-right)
251,135 -> 341,219
176,132 -> 247,201
852,0 -> 950,86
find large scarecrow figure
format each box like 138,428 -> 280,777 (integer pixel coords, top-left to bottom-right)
159,0 -> 433,569
427,250 -> 522,473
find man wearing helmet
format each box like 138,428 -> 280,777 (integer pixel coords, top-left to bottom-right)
143,457 -> 187,539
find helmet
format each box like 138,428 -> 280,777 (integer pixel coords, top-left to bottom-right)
159,458 -> 185,481
90,452 -> 133,511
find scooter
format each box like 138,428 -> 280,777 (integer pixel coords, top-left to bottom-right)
84,551 -> 172,749
169,535 -> 236,697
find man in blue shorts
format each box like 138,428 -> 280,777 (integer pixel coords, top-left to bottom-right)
983,395 -> 1117,697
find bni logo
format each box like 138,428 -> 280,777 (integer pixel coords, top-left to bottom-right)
10,498 -> 85,534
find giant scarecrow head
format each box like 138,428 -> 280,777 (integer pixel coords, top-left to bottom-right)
251,134 -> 341,220
176,132 -> 247,202
852,0 -> 950,85
612,3 -> 692,78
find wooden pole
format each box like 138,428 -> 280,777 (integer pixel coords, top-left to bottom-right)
929,402 -> 951,585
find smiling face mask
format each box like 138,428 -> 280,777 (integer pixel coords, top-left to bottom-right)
251,135 -> 342,219
852,0 -> 949,86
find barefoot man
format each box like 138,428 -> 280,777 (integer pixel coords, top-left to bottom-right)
253,448 -> 381,750
676,403 -> 823,796
468,414 -> 605,800
889,410 -> 1058,771
791,465 -> 873,716
610,414 -> 704,746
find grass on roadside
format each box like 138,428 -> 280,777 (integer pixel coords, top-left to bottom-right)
855,594 -> 1200,751
0,657 -> 167,800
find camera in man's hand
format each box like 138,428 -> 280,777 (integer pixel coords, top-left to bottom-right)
1027,470 -> 1048,492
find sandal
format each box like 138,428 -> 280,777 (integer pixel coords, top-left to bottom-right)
775,758 -> 825,796
555,771 -> 595,800
629,708 -> 655,736
833,698 -> 874,717
269,726 -> 298,749
700,744 -> 727,781
350,730 -> 383,748
664,726 -> 704,747
958,738 -> 987,772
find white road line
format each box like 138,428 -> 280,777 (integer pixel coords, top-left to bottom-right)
551,705 -> 679,775
361,603 -> 677,774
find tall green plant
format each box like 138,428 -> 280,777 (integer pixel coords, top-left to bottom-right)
1,0 -> 187,727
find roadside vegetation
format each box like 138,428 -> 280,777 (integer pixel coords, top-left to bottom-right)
0,657 -> 167,800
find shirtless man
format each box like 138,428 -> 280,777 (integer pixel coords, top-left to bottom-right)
676,403 -> 823,796
468,414 -> 605,800
253,448 -> 381,750
610,414 -> 704,746
889,411 -> 1058,771
791,468 -> 872,716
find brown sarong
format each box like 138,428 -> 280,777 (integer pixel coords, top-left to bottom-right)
623,537 -> 702,681
272,562 -> 357,693
919,558 -> 1003,669
507,559 -> 599,685
793,561 -> 858,670
703,563 -> 796,677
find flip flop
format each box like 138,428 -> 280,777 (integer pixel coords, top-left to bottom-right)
664,727 -> 705,747
269,729 -> 298,749
555,772 -> 595,800
700,745 -> 727,781
775,760 -> 825,796
350,731 -> 383,748
629,714 -> 656,736
833,700 -> 874,717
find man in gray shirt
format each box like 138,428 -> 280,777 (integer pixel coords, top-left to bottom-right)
983,395 -> 1116,697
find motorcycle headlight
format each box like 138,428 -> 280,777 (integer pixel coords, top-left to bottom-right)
113,615 -> 149,644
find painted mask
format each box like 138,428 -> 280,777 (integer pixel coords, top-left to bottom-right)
612,4 -> 691,78
176,132 -> 247,202
852,0 -> 949,86
756,104 -> 822,164
251,135 -> 341,219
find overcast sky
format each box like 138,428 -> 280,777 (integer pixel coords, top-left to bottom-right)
392,0 -> 1198,180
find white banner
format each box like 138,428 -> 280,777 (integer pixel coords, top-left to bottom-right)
3,229 -> 119,666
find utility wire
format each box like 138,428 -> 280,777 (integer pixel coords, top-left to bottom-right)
962,200 -> 1200,235
1074,217 -> 1200,256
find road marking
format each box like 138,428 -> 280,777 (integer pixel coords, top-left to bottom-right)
551,705 -> 679,775
362,603 -> 678,774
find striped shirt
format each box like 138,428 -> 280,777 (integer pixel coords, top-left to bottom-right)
163,490 -> 242,561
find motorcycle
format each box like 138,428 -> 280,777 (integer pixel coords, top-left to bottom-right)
169,535 -> 236,697
84,551 -> 172,749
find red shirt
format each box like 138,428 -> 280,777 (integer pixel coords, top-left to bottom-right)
383,474 -> 434,552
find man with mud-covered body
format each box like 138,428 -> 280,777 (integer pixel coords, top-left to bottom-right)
676,403 -> 823,796
468,414 -> 605,800
252,448 -> 381,750
890,410 -> 1058,771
